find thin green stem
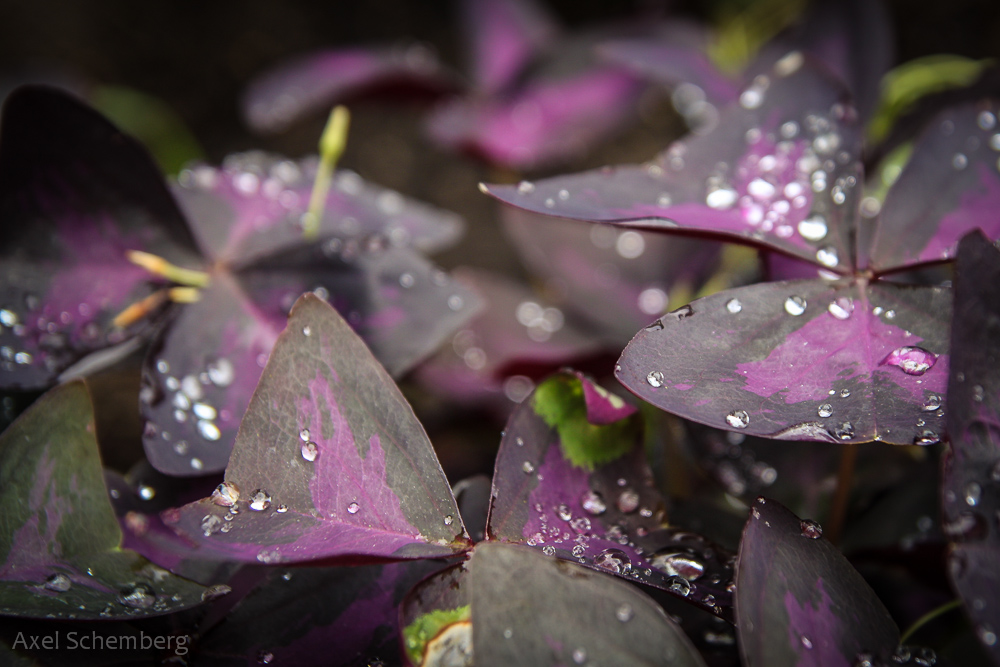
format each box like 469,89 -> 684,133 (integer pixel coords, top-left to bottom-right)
303,105 -> 351,240
900,599 -> 963,645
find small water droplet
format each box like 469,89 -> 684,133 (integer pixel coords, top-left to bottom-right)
726,410 -> 750,429
817,403 -> 833,418
581,490 -> 607,515
652,552 -> 705,580
207,358 -> 234,387
798,215 -> 828,241
193,402 -> 217,421
706,187 -> 738,209
557,504 -> 572,521
666,575 -> 692,597
276,504 -> 288,513
522,461 -> 535,474
922,394 -> 942,411
211,482 -> 240,507
616,489 -> 640,513
953,153 -> 969,170
301,440 -> 318,462
572,647 -> 587,664
816,246 -> 839,267
249,490 -> 271,511
616,603 -> 634,622
882,346 -> 937,376
517,180 -> 535,194
347,501 -> 360,514
542,545 -> 556,556
44,573 -> 72,592
833,422 -> 855,440
299,428 -> 311,441
800,519 -> 823,539
399,272 -> 415,288
448,295 -> 464,311
914,429 -> 940,445
201,584 -> 232,602
198,420 -> 221,441
726,298 -> 742,314
646,371 -> 664,388
302,325 -> 312,337
973,385 -> 986,402
444,514 -> 454,526
201,514 -> 222,536
965,482 -> 983,506
594,548 -> 631,574
828,297 -> 853,320
118,583 -> 156,609
784,296 -> 807,316
801,635 -> 814,649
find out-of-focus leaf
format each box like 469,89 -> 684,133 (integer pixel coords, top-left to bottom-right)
735,497 -> 899,666
617,278 -> 950,445
400,561 -> 470,666
165,295 -> 470,564
0,382 -> 206,619
89,85 -> 204,177
242,45 -> 457,134
0,86 -> 199,391
942,231 -> 1000,662
484,60 -> 861,272
488,371 -> 736,619
196,560 -> 446,666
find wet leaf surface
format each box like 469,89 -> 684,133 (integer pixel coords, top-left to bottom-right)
942,231 -> 1000,662
618,278 -> 950,445
735,497 -> 899,666
0,382 -> 206,619
166,294 -> 470,564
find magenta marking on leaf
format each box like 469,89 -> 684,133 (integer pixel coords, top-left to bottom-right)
576,372 -> 636,425
783,579 -> 841,663
523,445 -> 594,544
301,372 -> 419,537
919,163 -> 1000,264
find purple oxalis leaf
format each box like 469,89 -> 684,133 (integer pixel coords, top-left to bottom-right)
400,542 -> 708,667
484,58 -> 862,272
0,381 -> 207,619
165,294 -> 471,564
735,497 -> 899,666
618,278 -> 951,445
487,371 -> 736,620
242,45 -> 457,134
0,86 -> 200,391
942,231 -> 1000,662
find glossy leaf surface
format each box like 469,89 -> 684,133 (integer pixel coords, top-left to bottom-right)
617,278 -> 950,445
735,497 -> 899,666
484,59 -> 861,272
942,231 -> 1000,662
488,371 -> 736,619
242,46 -> 456,134
166,294 -> 470,563
0,382 -> 206,619
0,86 -> 199,390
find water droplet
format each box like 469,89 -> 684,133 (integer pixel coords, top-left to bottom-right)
301,440 -> 318,462
652,552 -> 705,580
828,297 -> 853,320
798,215 -> 828,241
207,358 -> 234,387
818,403 -> 833,418
572,648 -> 587,664
833,422 -> 855,440
201,584 -> 232,602
801,635 -> 814,649
953,153 -> 969,170
249,490 -> 271,511
347,501 -> 360,514
44,573 -> 72,592
706,187 -> 739,209
882,346 -> 937,376
616,603 -> 634,622
193,402 -> 217,421
399,272 -> 415,288
726,298 -> 743,314
302,325 -> 312,337
965,482 -> 982,506
517,180 -> 535,194
740,88 -> 763,109
839,388 -> 851,398
784,296 -> 807,316
137,484 -> 156,501
190,457 -> 204,471
726,410 -> 750,429
914,429 -> 940,445
522,461 -> 535,474
666,575 -> 692,597
276,504 -> 288,513
557,504 -> 572,521
747,178 -> 776,199
198,420 -> 221,441
646,371 -> 664,388
978,625 -> 997,646
616,490 -> 640,513
922,394 -> 942,411
800,519 -> 823,539
816,246 -> 839,267
448,295 -> 464,311
299,428 -> 311,441
444,514 -> 454,526
542,545 -> 556,556
201,514 -> 222,536
211,482 -> 240,507
973,384 -> 986,402
118,583 -> 156,609
581,490 -> 607,515
594,548 -> 631,574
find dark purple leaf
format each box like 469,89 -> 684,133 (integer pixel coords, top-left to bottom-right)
503,207 -> 721,344
427,65 -> 643,170
196,560 -> 445,666
174,153 -> 464,265
400,543 -> 708,667
868,102 -> 1000,274
0,381 -> 206,619
241,45 -> 456,134
483,59 -> 862,271
453,474 -> 492,544
487,371 -> 735,619
942,231 -> 1000,662
735,497 -> 899,666
413,268 -> 603,412
165,294 -> 470,564
617,278 -> 951,445
461,0 -> 559,96
0,86 -> 200,390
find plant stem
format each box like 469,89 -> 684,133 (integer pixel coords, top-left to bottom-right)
126,250 -> 210,287
826,442 -> 858,545
303,105 -> 350,241
900,599 -> 962,645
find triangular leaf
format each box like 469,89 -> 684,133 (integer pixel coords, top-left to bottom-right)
165,294 -> 470,563
0,382 -> 206,619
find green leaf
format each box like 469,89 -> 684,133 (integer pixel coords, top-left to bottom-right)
402,604 -> 472,665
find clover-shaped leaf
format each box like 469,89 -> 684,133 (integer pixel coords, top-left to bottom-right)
165,294 -> 471,564
0,381 -> 206,619
735,497 -> 899,666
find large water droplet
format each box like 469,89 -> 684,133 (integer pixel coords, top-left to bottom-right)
833,422 -> 855,440
817,403 -> 833,418
726,410 -> 750,429
301,441 -> 318,462
249,490 -> 271,511
784,296 -> 807,316
816,246 -> 839,267
799,519 -> 823,539
44,573 -> 72,592
922,394 -> 942,412
726,298 -> 742,314
651,552 -> 705,580
594,548 -> 631,575
666,575 -> 692,597
646,371 -> 664,388
706,187 -> 738,209
798,216 -> 828,241
207,358 -> 234,387
882,346 -> 937,376
347,501 -> 360,514
581,490 -> 607,515
616,490 -> 640,513
118,583 -> 156,609
211,482 -> 240,507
